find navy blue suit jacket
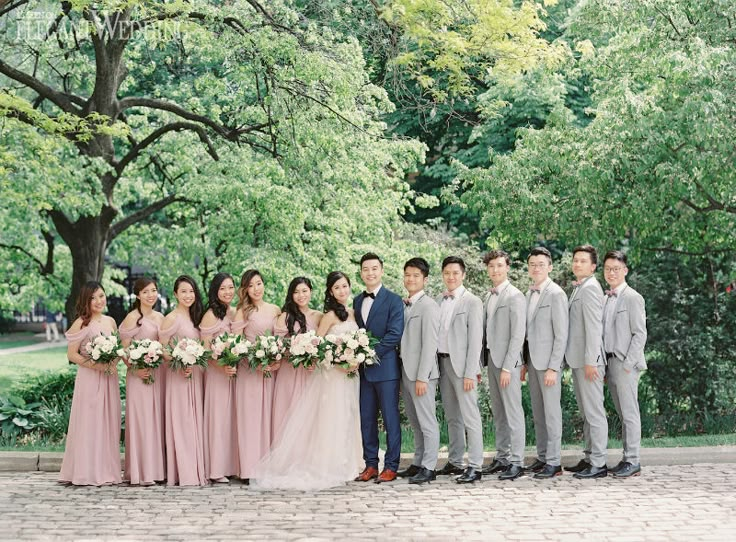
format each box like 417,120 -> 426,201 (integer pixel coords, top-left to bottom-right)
354,286 -> 405,383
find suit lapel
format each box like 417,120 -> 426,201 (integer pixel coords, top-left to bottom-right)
491,285 -> 507,321
365,288 -> 386,328
530,285 -> 548,322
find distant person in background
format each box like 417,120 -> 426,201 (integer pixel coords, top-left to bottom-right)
45,309 -> 60,342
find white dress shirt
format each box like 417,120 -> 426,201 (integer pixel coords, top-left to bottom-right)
603,282 -> 627,352
361,284 -> 382,324
528,278 -> 550,316
438,285 -> 465,354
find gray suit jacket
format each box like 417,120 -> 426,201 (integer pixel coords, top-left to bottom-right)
482,283 -> 526,371
400,294 -> 440,382
436,289 -> 484,379
565,276 -> 604,369
526,280 -> 568,371
605,285 -> 647,371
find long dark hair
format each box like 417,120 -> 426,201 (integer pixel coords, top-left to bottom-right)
282,276 -> 313,336
129,277 -> 157,326
173,275 -> 204,327
206,272 -> 234,321
323,271 -> 350,322
236,269 -> 262,321
75,281 -> 105,328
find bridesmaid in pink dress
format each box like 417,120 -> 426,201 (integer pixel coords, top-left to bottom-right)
59,281 -> 122,486
271,277 -> 323,442
200,272 -> 239,483
232,269 -> 281,480
160,275 -> 208,486
119,277 -> 165,486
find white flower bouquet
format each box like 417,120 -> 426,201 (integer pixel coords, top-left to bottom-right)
119,338 -> 164,384
288,330 -> 323,369
168,337 -> 210,379
84,332 -> 122,374
210,332 -> 251,378
318,328 -> 378,378
247,333 -> 288,378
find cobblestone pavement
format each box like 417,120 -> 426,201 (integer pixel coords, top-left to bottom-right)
1,464 -> 735,541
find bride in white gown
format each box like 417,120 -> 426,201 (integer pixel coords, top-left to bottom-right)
250,271 -> 363,491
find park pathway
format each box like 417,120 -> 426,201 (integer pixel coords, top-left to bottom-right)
0,339 -> 67,357
1,464 -> 735,541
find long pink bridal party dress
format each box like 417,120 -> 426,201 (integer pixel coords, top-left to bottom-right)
200,315 -> 238,481
120,317 -> 166,485
160,315 -> 207,486
271,313 -> 319,442
59,321 -> 122,486
232,309 -> 276,479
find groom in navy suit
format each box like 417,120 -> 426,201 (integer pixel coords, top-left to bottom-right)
353,253 -> 405,483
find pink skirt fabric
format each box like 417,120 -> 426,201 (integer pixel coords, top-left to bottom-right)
271,363 -> 311,443
59,366 -> 122,485
203,367 -> 238,479
165,366 -> 208,486
124,366 -> 166,484
235,370 -> 274,479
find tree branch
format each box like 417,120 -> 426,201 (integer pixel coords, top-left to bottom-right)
0,0 -> 28,18
116,96 -> 270,140
0,231 -> 54,275
115,121 -> 219,175
681,179 -> 736,214
107,193 -> 185,241
0,58 -> 80,114
642,246 -> 732,256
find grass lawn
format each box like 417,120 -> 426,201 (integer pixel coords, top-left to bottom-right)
0,332 -> 42,350
0,347 -> 70,395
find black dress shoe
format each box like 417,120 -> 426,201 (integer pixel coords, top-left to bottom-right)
613,462 -> 641,478
573,465 -> 608,479
436,462 -> 464,476
526,458 -> 546,473
533,464 -> 562,479
397,464 -> 421,478
498,464 -> 524,481
481,459 -> 509,475
564,459 -> 591,473
456,466 -> 482,484
609,460 -> 626,474
408,467 -> 436,485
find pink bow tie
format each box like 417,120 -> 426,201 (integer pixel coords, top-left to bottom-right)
489,287 -> 499,295
443,291 -> 454,300
572,280 -> 582,287
605,290 -> 617,297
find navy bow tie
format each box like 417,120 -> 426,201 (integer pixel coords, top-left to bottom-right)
363,291 -> 375,299
530,287 -> 541,294
403,298 -> 412,307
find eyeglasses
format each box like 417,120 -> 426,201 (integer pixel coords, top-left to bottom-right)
528,263 -> 548,269
604,266 -> 625,273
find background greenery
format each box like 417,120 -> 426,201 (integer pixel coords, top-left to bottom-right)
1,0 -> 734,445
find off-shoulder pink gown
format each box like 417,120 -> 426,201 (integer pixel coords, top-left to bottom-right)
59,322 -> 122,486
160,314 -> 207,486
232,309 -> 276,479
120,317 -> 166,485
201,315 -> 238,480
271,314 -> 318,442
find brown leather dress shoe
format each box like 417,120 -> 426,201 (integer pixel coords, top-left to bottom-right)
375,469 -> 398,483
354,466 -> 379,482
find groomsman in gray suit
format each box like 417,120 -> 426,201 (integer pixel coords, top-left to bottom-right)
564,245 -> 609,479
397,258 -> 441,485
602,250 -> 647,478
523,247 -> 568,479
435,256 -> 484,484
481,249 -> 526,481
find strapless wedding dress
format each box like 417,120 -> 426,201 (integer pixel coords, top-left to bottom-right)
250,320 -> 363,491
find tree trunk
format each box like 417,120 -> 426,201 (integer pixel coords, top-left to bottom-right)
51,207 -> 117,323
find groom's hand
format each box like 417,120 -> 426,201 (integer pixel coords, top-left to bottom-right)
463,377 -> 475,391
415,380 -> 428,396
